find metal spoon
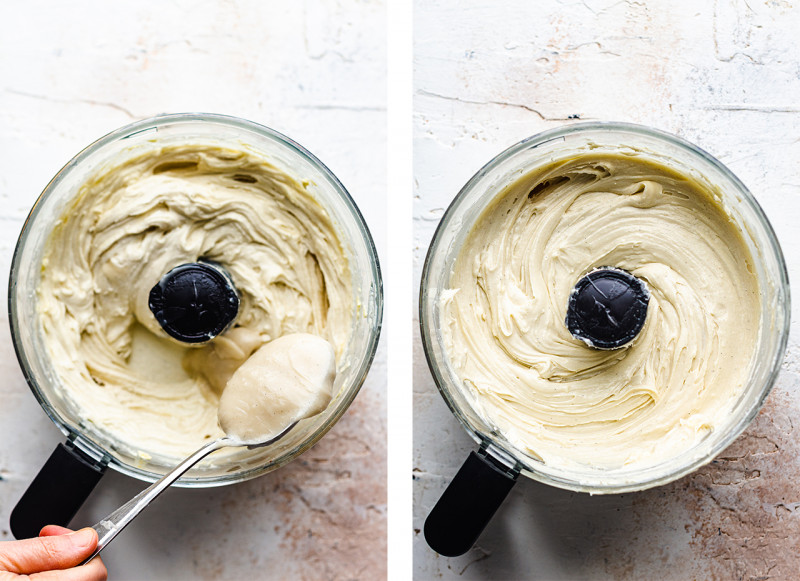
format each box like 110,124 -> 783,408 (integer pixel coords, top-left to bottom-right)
80,423 -> 295,565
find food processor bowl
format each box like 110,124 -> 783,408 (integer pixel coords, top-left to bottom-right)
420,122 -> 789,555
9,113 -> 382,537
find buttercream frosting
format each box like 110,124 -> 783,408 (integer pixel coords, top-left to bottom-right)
37,144 -> 351,461
442,153 -> 759,472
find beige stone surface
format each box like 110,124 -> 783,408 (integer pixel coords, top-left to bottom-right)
0,1 -> 386,579
414,1 -> 800,579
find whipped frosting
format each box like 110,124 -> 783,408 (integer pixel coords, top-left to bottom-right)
218,333 -> 336,444
37,144 -> 351,461
442,152 -> 760,472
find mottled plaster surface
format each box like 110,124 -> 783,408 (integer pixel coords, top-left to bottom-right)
0,1 -> 386,579
414,1 -> 800,579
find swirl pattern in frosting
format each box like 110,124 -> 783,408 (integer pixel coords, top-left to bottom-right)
38,144 -> 351,461
442,153 -> 759,472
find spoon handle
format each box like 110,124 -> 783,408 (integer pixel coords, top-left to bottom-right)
81,437 -> 233,564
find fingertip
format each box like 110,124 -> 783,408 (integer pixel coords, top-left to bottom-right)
70,527 -> 99,549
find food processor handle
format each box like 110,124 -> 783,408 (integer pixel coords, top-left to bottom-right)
10,441 -> 107,539
423,449 -> 518,557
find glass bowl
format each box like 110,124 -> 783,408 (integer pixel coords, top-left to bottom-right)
420,122 -> 790,493
9,113 -> 383,487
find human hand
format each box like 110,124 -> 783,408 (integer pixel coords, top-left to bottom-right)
0,525 -> 107,580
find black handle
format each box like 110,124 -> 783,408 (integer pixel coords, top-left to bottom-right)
10,441 -> 107,539
424,450 -> 518,557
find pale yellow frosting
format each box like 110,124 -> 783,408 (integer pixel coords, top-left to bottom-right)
37,144 -> 351,461
218,333 -> 336,444
443,153 -> 759,472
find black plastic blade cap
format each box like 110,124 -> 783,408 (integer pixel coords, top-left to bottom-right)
424,451 -> 518,557
566,267 -> 649,350
149,262 -> 239,343
10,442 -> 106,539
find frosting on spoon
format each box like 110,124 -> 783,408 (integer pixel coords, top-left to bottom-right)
218,333 -> 336,444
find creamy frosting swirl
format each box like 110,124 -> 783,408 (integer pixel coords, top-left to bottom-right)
38,144 -> 351,460
443,153 -> 759,472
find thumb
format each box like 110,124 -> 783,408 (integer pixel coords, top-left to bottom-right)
0,528 -> 97,574
39,525 -> 75,537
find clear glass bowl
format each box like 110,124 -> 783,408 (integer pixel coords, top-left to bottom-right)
420,122 -> 790,493
9,113 -> 383,487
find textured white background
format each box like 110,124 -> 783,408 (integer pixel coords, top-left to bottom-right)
0,1 -> 386,579
414,1 -> 800,579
